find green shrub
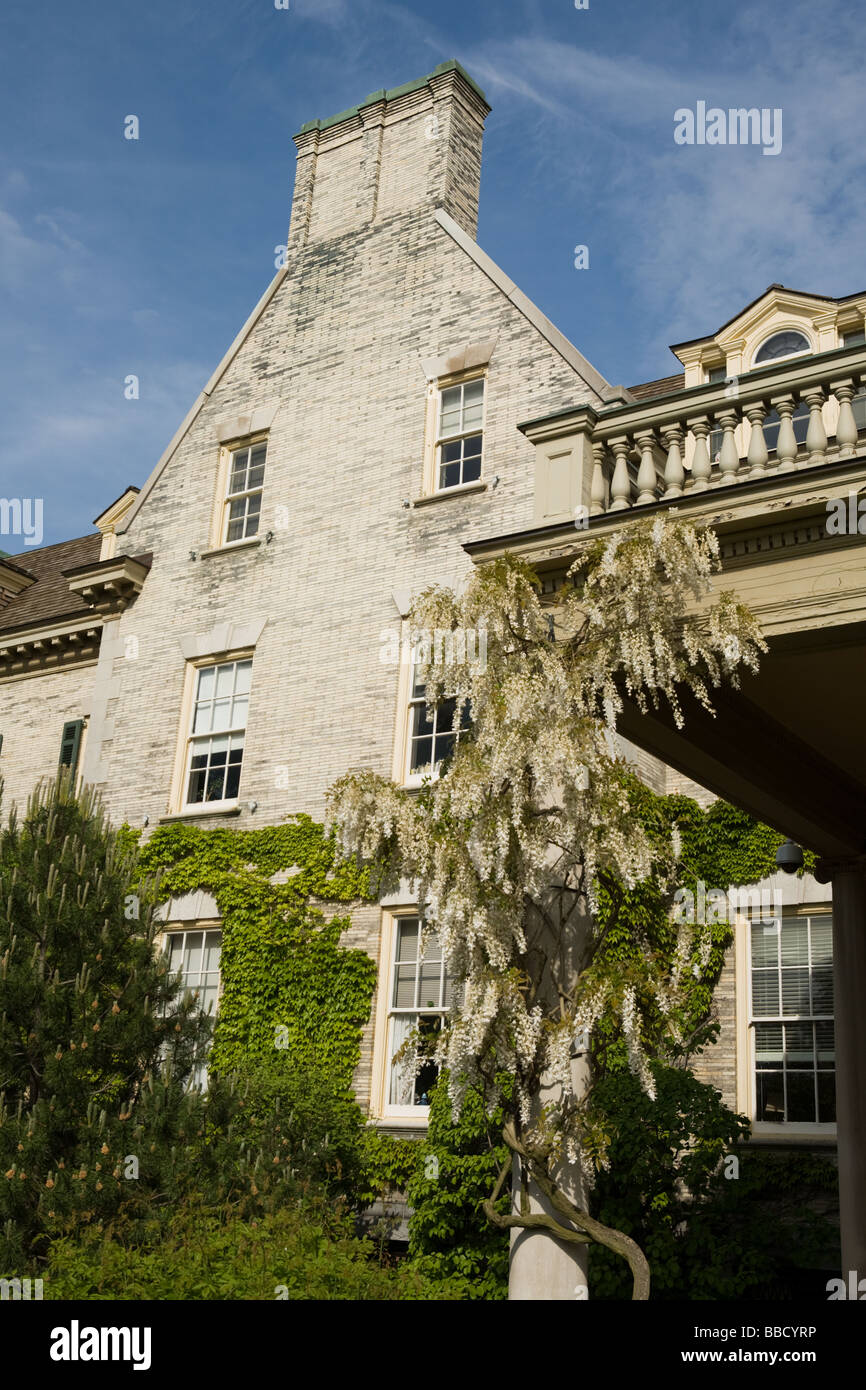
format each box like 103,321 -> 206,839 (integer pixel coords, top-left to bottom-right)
405,1075 -> 510,1299
589,1063 -> 839,1299
39,1201 -> 465,1301
219,1054 -> 369,1200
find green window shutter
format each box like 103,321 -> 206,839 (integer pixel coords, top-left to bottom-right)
59,719 -> 84,778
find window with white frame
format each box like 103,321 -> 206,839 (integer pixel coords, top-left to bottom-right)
436,377 -> 484,490
386,917 -> 453,1111
164,927 -> 222,1090
224,440 -> 266,543
753,330 -> 811,366
841,332 -> 866,432
184,658 -> 251,806
750,913 -> 835,1125
405,657 -> 471,783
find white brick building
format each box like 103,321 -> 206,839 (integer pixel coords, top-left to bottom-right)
0,62 -> 835,1146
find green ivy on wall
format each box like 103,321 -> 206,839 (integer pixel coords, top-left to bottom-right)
136,816 -> 377,1085
128,794 -> 832,1300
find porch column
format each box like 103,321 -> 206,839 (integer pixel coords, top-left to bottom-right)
817,857 -> 866,1280
508,1054 -> 590,1300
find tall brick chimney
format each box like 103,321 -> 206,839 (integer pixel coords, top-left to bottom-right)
288,59 -> 490,250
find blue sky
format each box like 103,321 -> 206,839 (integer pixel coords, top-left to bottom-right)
2,0 -> 864,549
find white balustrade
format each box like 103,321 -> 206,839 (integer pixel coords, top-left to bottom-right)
577,353 -> 864,517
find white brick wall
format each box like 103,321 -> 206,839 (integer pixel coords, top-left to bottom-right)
2,65 -> 790,1119
0,664 -> 97,816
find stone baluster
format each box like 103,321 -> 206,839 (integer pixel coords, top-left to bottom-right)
831,379 -> 859,458
744,402 -> 769,478
715,409 -> 740,485
608,437 -> 633,512
590,440 -> 609,515
772,394 -> 798,472
661,424 -> 684,498
635,432 -> 659,506
688,416 -> 712,492
802,385 -> 828,466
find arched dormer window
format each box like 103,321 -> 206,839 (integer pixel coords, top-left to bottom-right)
753,330 -> 811,366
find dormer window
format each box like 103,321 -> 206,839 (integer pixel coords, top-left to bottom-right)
753,331 -> 811,366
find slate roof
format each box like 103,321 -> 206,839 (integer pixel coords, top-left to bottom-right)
0,534 -> 102,634
626,372 -> 686,402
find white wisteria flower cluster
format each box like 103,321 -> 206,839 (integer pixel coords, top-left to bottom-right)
327,516 -> 765,1168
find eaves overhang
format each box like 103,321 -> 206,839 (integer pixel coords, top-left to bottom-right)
62,553 -> 152,616
0,615 -> 102,681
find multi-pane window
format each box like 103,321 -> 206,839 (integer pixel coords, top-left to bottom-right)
753,330 -> 811,364
185,659 -> 251,806
406,660 -> 471,781
166,929 -> 223,1016
165,928 -> 222,1090
224,441 -> 266,542
387,918 -> 453,1109
750,913 -> 835,1124
436,378 -> 484,490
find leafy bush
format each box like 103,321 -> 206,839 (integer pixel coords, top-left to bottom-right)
589,1063 -> 839,1299
39,1201 -> 466,1301
218,1054 -> 369,1200
405,1075 -> 510,1299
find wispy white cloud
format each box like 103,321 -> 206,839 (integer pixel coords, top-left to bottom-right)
461,2 -> 866,373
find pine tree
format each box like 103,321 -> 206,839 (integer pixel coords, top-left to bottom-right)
0,774 -> 210,1260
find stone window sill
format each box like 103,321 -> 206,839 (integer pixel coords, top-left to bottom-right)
159,804 -> 242,824
747,1125 -> 836,1146
373,1115 -> 430,1133
412,480 -> 487,508
199,538 -> 262,559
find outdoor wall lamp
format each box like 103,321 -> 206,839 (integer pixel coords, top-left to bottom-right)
776,838 -> 804,874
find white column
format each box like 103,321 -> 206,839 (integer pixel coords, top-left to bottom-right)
508,1055 -> 590,1300
609,438 -> 633,512
803,386 -> 828,466
831,380 -> 859,458
662,425 -> 685,499
590,441 -> 608,516
715,409 -> 740,485
635,432 -> 658,506
688,417 -> 712,491
745,403 -> 769,478
816,858 -> 866,1281
773,394 -> 799,471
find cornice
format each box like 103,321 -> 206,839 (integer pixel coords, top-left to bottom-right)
62,553 -> 151,616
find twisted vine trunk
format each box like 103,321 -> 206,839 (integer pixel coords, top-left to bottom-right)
481,885 -> 651,1300
483,1108 -> 651,1301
